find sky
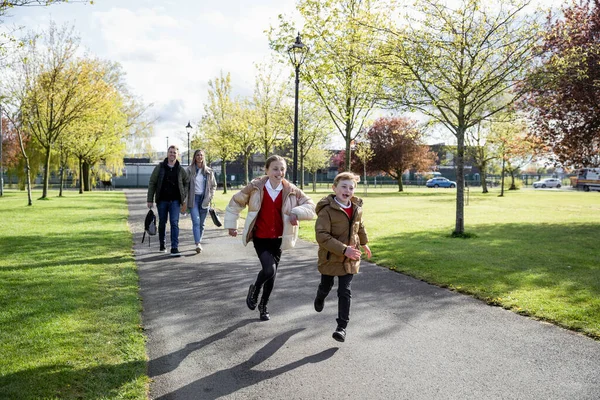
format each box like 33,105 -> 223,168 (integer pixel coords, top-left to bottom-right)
4,0 -> 299,152
4,0 -> 565,154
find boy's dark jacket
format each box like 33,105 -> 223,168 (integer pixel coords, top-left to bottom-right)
315,194 -> 368,276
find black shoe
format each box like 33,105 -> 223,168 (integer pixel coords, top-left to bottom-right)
314,296 -> 325,312
159,244 -> 166,253
170,248 -> 181,257
246,284 -> 258,310
258,299 -> 270,321
332,327 -> 346,342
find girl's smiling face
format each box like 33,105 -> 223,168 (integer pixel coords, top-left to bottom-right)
266,161 -> 286,186
333,179 -> 355,205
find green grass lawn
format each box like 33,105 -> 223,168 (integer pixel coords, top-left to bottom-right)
216,185 -> 600,339
0,190 -> 147,399
1,185 -> 598,398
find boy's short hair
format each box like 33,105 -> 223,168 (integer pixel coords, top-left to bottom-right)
333,171 -> 360,187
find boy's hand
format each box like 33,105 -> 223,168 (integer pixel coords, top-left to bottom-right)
228,229 -> 238,237
362,245 -> 372,259
344,246 -> 361,260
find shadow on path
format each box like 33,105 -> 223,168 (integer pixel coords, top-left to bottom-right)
155,328 -> 338,400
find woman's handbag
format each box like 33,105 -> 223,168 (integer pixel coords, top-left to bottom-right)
209,206 -> 222,227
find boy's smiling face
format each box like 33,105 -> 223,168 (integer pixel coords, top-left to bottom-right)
333,179 -> 355,205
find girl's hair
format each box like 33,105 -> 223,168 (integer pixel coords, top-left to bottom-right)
333,171 -> 360,187
265,155 -> 286,170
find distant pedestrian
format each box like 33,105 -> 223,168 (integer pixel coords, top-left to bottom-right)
147,145 -> 189,257
187,149 -> 216,254
314,172 -> 371,342
224,155 -> 315,321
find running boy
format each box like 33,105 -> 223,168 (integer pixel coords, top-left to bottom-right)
314,172 -> 371,342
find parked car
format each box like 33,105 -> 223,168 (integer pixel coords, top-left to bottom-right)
426,177 -> 456,188
533,178 -> 562,189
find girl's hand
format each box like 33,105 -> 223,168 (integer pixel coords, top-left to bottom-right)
362,245 -> 372,259
289,213 -> 298,226
228,229 -> 238,237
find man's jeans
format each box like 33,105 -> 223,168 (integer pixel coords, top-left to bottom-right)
157,200 -> 180,249
190,194 -> 208,244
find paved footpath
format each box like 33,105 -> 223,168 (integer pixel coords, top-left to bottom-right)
124,189 -> 600,400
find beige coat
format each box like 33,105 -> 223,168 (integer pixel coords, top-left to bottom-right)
186,164 -> 216,209
224,176 -> 315,250
315,194 -> 368,276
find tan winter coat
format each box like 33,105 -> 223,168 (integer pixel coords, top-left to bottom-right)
186,164 -> 216,209
224,176 -> 316,250
315,194 -> 369,276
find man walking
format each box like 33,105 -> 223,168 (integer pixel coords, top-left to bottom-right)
147,145 -> 189,256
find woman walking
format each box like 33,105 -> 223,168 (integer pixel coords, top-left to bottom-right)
224,155 -> 315,321
187,149 -> 216,254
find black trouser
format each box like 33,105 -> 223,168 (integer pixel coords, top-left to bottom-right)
317,274 -> 354,329
252,238 -> 282,303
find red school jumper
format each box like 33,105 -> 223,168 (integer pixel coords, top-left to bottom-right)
253,186 -> 283,239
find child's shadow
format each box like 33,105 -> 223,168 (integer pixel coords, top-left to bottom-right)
149,319 -> 257,377
154,328 -> 338,400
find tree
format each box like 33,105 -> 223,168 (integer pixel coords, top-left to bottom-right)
19,23 -> 114,198
269,0 -> 388,171
521,0 -> 600,167
251,60 -> 290,161
367,116 -> 436,192
490,118 -> 538,195
466,121 -> 499,193
295,98 -> 332,189
379,0 -> 542,234
233,99 -> 260,185
354,139 -> 374,196
201,71 -> 238,194
304,146 -> 331,192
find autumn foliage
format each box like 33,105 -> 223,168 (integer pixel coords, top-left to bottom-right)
366,117 -> 436,192
521,0 -> 600,167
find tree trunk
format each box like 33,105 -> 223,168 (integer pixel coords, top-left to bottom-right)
79,157 -> 83,194
83,162 -> 91,192
221,160 -> 228,194
396,169 -> 404,192
42,146 -> 51,199
454,126 -> 466,235
244,153 -> 249,185
499,158 -> 506,197
509,171 -> 517,190
480,160 -> 488,194
16,130 -> 32,206
59,165 -> 64,197
312,171 -> 317,192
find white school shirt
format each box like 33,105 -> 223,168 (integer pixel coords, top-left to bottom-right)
195,168 -> 205,195
265,179 -> 283,201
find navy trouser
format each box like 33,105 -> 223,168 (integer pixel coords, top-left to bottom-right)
317,274 -> 354,329
252,237 -> 282,302
157,200 -> 180,248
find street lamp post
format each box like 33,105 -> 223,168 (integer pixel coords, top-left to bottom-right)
287,33 -> 308,185
185,121 -> 192,165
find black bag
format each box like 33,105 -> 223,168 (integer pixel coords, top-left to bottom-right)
142,209 -> 157,246
209,207 -> 222,227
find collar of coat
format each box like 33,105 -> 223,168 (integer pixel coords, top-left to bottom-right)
162,158 -> 180,169
251,176 -> 297,198
316,193 -> 363,214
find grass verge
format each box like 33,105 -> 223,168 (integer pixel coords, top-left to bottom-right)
0,190 -> 147,399
227,185 -> 599,340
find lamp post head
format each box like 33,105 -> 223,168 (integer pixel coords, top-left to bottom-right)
287,32 -> 309,68
185,121 -> 192,134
